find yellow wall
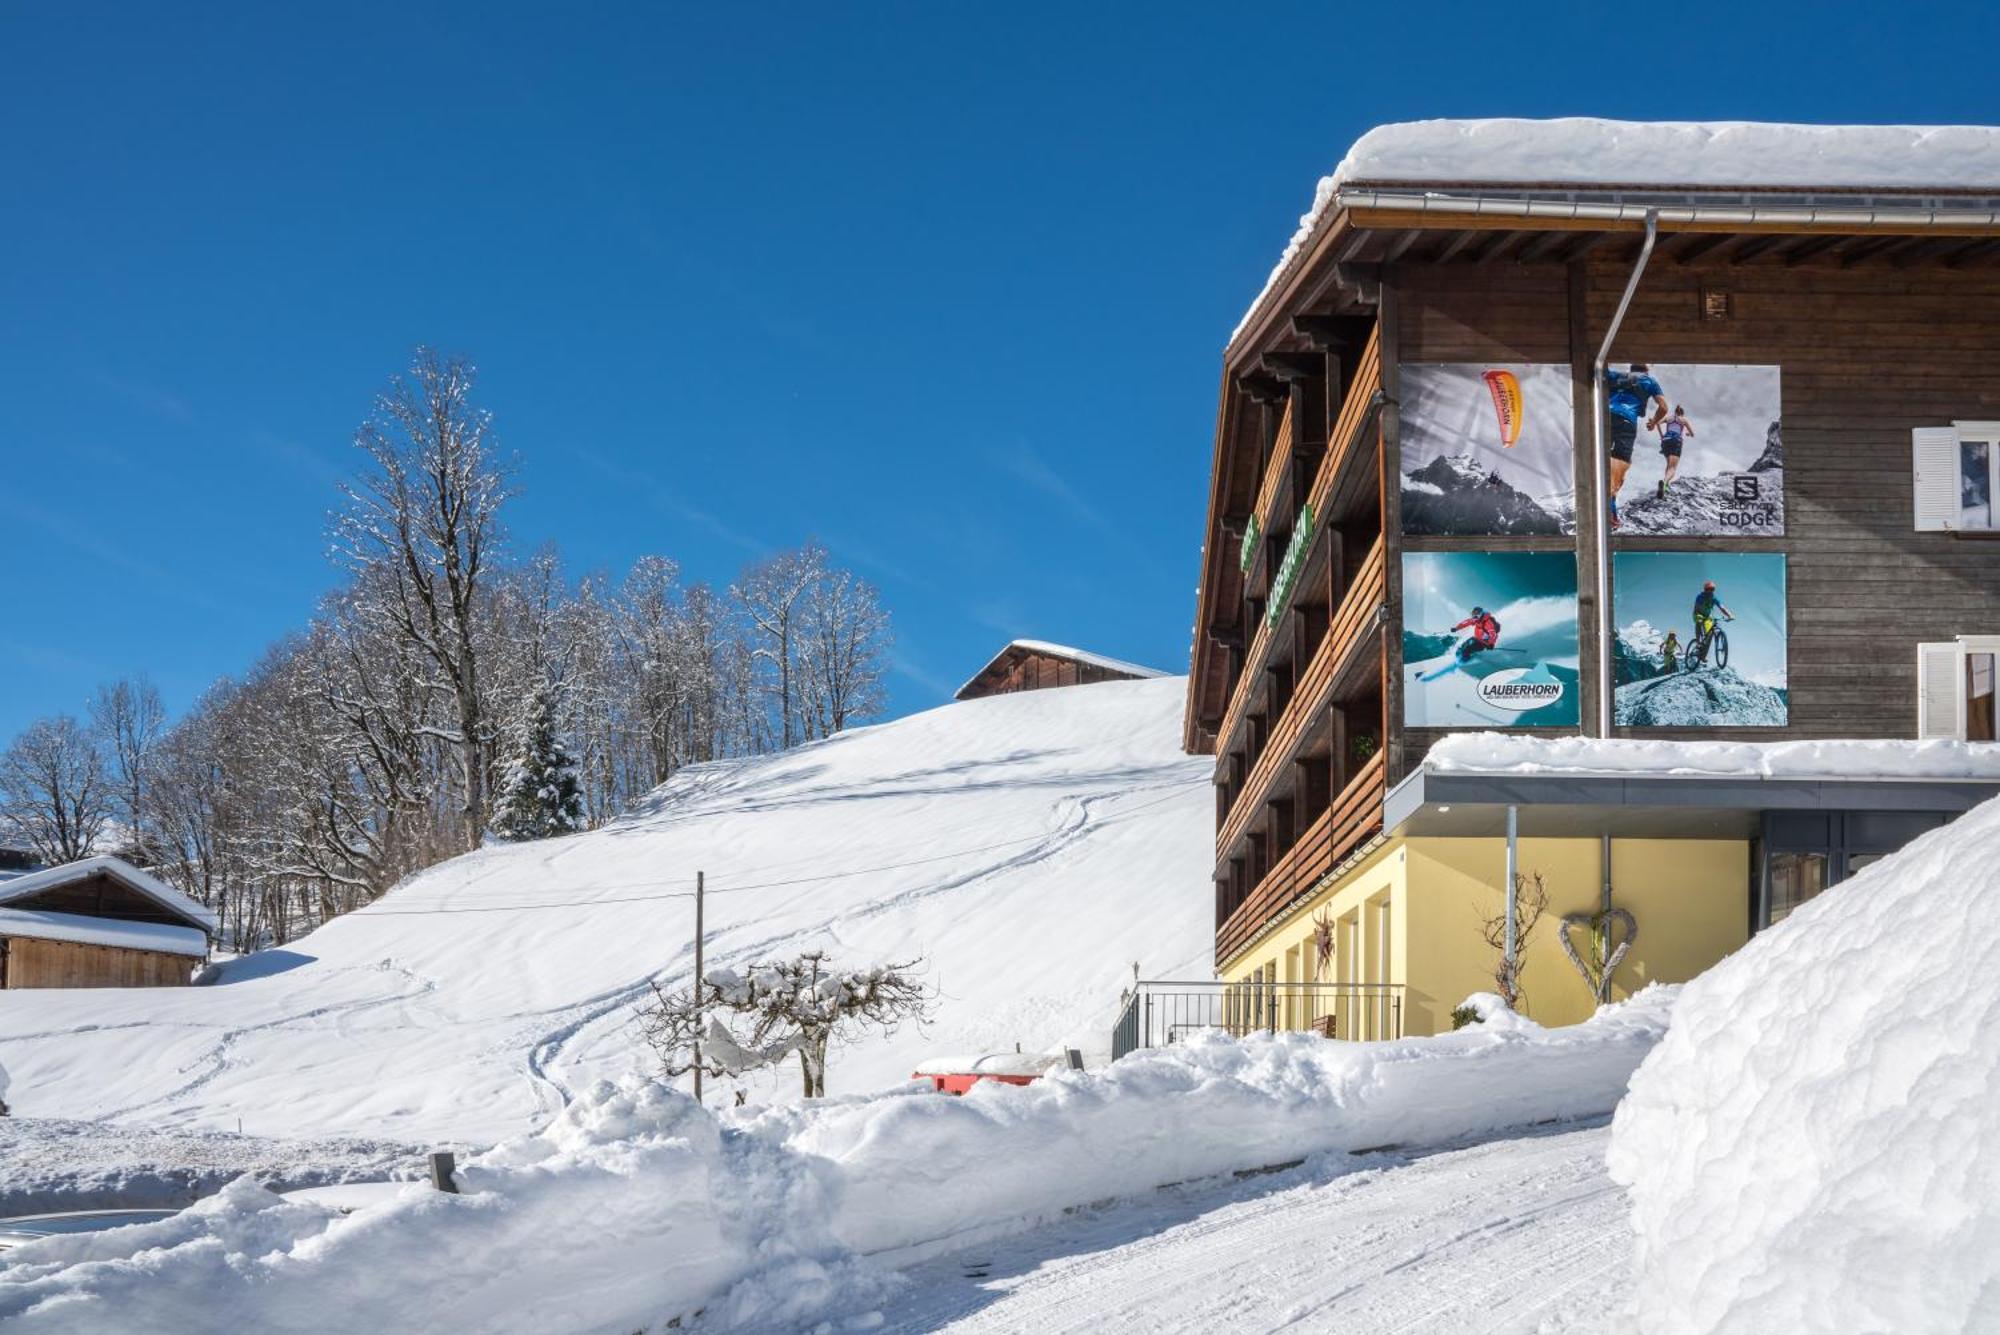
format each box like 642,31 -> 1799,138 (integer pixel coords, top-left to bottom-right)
1222,835 -> 1750,1035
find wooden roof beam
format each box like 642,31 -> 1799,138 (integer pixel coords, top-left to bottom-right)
1431,229 -> 1482,264
1235,373 -> 1287,407
1841,234 -> 1927,268
1945,237 -> 2000,269
1380,229 -> 1422,265
1893,236 -> 1989,268
1472,230 -> 1526,264
1781,233 -> 1860,266
1291,313 -> 1371,350
1724,233 -> 1805,265
1260,351 -> 1323,384
1668,232 -> 1742,265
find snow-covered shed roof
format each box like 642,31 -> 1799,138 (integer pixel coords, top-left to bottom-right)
0,855 -> 217,935
0,907 -> 210,957
955,640 -> 1168,701
1233,118 -> 2000,347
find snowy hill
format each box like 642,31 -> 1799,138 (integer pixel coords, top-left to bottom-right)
1614,667 -> 1788,727
0,678 -> 1212,1144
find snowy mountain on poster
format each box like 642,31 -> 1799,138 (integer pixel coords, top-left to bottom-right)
1614,371 -> 1783,537
1401,454 -> 1565,535
0,677 -> 1212,1144
1400,363 -> 1575,537
1615,667 -> 1789,726
1403,591 -> 1581,729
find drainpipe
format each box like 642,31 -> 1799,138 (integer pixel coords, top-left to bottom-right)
1591,208 -> 1660,738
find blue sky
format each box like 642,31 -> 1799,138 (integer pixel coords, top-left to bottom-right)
3,2 -> 1994,740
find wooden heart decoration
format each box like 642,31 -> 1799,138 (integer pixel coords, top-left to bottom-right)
1559,908 -> 1637,1004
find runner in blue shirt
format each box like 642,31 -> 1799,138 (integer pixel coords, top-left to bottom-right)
1604,364 -> 1668,528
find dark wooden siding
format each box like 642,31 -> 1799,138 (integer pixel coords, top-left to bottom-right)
1390,260 -> 2000,774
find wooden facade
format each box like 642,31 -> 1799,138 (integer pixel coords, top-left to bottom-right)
956,641 -> 1160,701
1189,174 -> 2000,969
0,937 -> 195,989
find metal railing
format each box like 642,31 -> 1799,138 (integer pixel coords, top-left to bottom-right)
1111,980 -> 1404,1061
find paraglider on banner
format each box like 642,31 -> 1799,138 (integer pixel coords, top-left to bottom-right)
1400,363 -> 1576,537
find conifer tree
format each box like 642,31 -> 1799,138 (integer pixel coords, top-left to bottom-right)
493,679 -> 586,841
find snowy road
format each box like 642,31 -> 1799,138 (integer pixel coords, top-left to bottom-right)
871,1121 -> 1628,1335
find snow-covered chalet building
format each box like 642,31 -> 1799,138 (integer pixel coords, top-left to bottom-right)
1181,120 -> 2000,1038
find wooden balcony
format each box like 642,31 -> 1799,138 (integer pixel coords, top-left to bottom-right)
1214,328 -> 1382,762
1216,750 -> 1387,966
1215,535 -> 1384,860
1244,400 -> 1296,579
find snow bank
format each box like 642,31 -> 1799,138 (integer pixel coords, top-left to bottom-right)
1231,118 -> 2000,346
0,1117 -> 422,1215
1424,732 -> 2000,780
1608,795 -> 2000,1333
3,995 -> 1673,1332
0,1077 -> 877,1335
748,986 -> 1674,1258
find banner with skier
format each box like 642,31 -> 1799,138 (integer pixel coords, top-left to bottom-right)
1599,363 -> 1783,536
1611,551 -> 1789,726
1402,551 -> 1580,728
1400,362 -> 1575,537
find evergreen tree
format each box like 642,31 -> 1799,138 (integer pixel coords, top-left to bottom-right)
493,680 -> 587,841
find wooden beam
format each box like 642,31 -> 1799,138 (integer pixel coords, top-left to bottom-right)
1892,236 -> 1986,268
1517,230 -> 1575,264
1260,351 -> 1322,383
1945,237 -> 2000,269
1235,373 -> 1287,406
1841,234 -> 1922,268
1380,229 -> 1422,265
1330,263 -> 1381,306
1782,233 -> 1859,266
1556,231 -> 1623,262
1473,230 -> 1526,264
1723,233 -> 1802,265
1670,232 -> 1741,265
1431,229 -> 1481,264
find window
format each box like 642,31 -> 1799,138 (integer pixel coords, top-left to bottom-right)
1918,637 -> 2000,740
1768,851 -> 1827,926
1914,422 -> 2000,532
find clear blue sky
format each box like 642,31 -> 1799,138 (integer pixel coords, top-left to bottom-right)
4,1 -> 1994,740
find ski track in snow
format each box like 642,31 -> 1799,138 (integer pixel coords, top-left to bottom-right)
868,1121 -> 1629,1335
521,778 -> 1199,1112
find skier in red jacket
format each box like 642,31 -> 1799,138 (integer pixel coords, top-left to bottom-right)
1451,606 -> 1502,661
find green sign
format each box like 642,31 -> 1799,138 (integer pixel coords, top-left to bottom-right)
1238,513 -> 1261,574
1266,501 -> 1315,628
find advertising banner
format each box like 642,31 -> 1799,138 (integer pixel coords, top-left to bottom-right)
1400,363 -> 1576,537
1612,551 -> 1788,727
1602,363 -> 1783,536
1403,551 -> 1579,728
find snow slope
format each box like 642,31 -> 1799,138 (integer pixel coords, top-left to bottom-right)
0,678 -> 1212,1144
1609,792 -> 2000,1334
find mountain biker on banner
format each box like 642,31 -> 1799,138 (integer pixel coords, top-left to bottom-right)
1656,405 -> 1695,498
1604,363 -> 1669,528
1451,606 -> 1502,662
1691,580 -> 1734,663
1661,629 -> 1681,674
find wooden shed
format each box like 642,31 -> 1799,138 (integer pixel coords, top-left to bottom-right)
955,640 -> 1166,702
0,856 -> 213,988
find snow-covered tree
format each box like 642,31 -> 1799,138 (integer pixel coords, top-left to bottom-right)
493,679 -> 587,841
798,564 -> 891,738
334,347 -> 514,853
90,676 -> 165,856
733,543 -> 826,749
640,951 -> 932,1098
0,713 -> 112,864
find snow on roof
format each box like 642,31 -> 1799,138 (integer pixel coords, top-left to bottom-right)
1231,118 -> 2000,347
0,855 -> 217,934
0,907 -> 210,957
1424,733 -> 2000,782
956,640 -> 1168,698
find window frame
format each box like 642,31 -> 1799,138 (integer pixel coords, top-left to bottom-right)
1956,421 -> 2000,532
1918,635 -> 2000,741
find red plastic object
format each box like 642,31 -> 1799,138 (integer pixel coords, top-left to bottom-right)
916,1071 -> 1041,1095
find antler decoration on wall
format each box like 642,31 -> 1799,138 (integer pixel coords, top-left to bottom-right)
1311,908 -> 1337,981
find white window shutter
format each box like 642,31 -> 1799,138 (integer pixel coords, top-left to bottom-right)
1917,642 -> 1963,739
1912,426 -> 1961,532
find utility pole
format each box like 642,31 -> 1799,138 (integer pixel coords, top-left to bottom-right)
692,870 -> 704,1105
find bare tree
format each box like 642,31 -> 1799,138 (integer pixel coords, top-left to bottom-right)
90,676 -> 166,854
732,543 -> 826,749
334,348 -> 513,851
641,951 -> 932,1098
1477,870 -> 1551,1010
0,715 -> 112,864
798,565 -> 891,738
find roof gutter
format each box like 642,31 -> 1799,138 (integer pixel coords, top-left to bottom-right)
1332,188 -> 2000,229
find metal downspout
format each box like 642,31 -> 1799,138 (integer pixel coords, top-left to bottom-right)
1592,208 -> 1660,738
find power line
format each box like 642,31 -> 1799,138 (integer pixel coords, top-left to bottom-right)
350,779 -> 1205,917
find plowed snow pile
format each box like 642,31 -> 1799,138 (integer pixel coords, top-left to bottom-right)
1609,793 -> 2000,1334
0,991 -> 1673,1334
0,678 -> 1211,1144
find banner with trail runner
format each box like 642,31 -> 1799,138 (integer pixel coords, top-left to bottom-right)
1600,363 -> 1783,536
1402,551 -> 1580,728
1612,551 -> 1789,726
1400,363 -> 1576,536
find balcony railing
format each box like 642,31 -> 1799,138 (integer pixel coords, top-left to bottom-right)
1111,979 -> 1405,1061
1217,748 -> 1386,965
